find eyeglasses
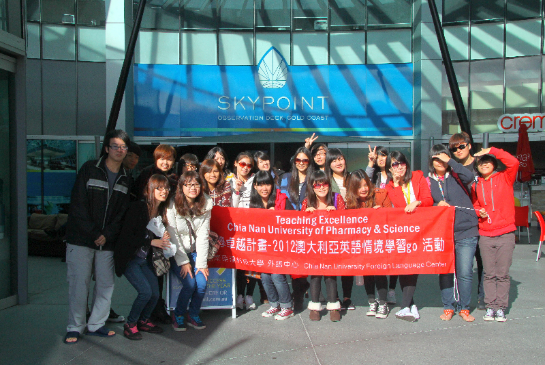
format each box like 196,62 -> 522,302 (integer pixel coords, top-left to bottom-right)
449,143 -> 467,153
238,162 -> 253,169
183,183 -> 201,189
109,144 -> 128,151
295,158 -> 309,165
186,164 -> 197,170
315,151 -> 326,157
155,187 -> 170,192
391,162 -> 406,169
313,182 -> 329,190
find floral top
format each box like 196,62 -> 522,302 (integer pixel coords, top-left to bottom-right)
208,182 -> 232,207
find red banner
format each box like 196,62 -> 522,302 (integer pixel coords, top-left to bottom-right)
209,206 -> 455,275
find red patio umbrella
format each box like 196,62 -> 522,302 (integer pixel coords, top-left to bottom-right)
516,124 -> 534,182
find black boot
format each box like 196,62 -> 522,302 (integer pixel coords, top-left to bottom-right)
292,277 -> 310,312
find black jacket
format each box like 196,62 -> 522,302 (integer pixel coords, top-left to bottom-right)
65,157 -> 131,251
114,200 -> 154,277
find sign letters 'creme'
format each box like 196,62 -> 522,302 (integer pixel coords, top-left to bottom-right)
497,113 -> 545,132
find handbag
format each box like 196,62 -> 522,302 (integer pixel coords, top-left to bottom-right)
184,217 -> 220,261
151,246 -> 170,276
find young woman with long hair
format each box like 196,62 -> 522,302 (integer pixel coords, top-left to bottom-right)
311,143 -> 328,171
302,170 -> 345,322
248,171 -> 295,320
165,171 -> 213,331
230,151 -> 256,208
199,159 -> 232,208
345,169 -> 392,319
366,145 -> 397,304
205,146 -> 234,180
427,144 -> 479,322
385,151 -> 433,322
254,151 -> 281,186
114,174 -> 171,340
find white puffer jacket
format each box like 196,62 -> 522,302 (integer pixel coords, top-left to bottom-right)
165,194 -> 213,269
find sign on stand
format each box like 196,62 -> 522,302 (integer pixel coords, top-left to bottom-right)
166,268 -> 237,319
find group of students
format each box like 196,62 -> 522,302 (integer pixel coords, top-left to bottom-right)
63,129 -> 519,345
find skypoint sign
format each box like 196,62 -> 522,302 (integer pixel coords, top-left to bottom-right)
497,113 -> 545,132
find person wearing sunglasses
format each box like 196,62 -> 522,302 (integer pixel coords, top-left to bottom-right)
247,171 -> 296,320
301,170 -> 345,322
278,148 -> 314,310
230,151 -> 256,209
114,175 -> 171,340
345,169 -> 392,319
428,144 -> 479,322
449,132 -> 485,310
385,151 -> 433,322
165,171 -> 213,332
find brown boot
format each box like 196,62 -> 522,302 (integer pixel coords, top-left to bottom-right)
309,310 -> 321,321
330,310 -> 341,322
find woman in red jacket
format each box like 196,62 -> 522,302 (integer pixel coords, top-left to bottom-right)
385,151 -> 433,322
471,147 -> 519,322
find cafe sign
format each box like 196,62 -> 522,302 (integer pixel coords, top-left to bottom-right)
497,113 -> 545,132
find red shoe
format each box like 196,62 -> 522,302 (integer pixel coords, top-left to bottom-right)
137,319 -> 163,334
440,309 -> 454,321
123,323 -> 142,340
459,309 -> 475,322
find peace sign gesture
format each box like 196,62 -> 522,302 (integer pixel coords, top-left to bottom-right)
368,145 -> 377,166
304,133 -> 319,149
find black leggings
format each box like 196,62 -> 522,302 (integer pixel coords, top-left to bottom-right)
364,275 -> 388,303
340,276 -> 354,299
399,274 -> 418,308
310,276 -> 337,303
236,270 -> 257,296
389,275 -> 398,290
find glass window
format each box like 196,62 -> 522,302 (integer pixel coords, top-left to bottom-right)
136,30 -> 180,64
138,0 -> 180,30
330,32 -> 365,65
219,32 -> 253,65
470,23 -> 504,60
27,0 -> 41,22
506,0 -> 542,20
42,25 -> 76,60
256,33 -> 291,65
330,0 -> 365,30
471,0 -> 504,21
444,25 -> 469,60
442,61 -> 469,134
293,0 -> 328,31
367,0 -> 411,26
182,0 -> 218,29
367,29 -> 411,64
220,0 -> 253,29
256,0 -> 290,30
182,31 -> 217,65
292,32 -> 328,65
443,0 -> 469,23
78,26 -> 106,61
77,0 -> 106,26
469,59 -> 504,132
0,69 -> 11,300
27,23 -> 41,59
505,56 -> 540,114
506,19 -> 541,57
0,0 -> 7,31
42,0 -> 75,24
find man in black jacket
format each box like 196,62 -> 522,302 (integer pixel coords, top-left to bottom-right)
64,130 -> 131,344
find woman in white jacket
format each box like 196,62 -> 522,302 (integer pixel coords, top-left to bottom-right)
166,171 -> 213,332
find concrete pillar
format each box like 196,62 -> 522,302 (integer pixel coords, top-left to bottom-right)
413,0 -> 443,173
105,0 -> 134,135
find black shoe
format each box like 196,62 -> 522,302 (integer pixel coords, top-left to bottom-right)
151,299 -> 172,324
107,308 -> 126,323
477,298 -> 486,310
342,298 -> 355,310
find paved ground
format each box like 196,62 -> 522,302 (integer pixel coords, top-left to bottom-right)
2,227 -> 544,365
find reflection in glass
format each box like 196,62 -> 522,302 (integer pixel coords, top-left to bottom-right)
330,0 -> 365,30
442,62 -> 469,134
78,0 -> 106,26
42,0 -> 75,24
182,0 -> 217,29
443,0 -> 469,23
368,0 -> 411,26
470,59 -> 504,131
27,0 -> 41,22
256,0 -> 290,30
471,0 -> 504,21
505,56 -> 540,115
506,0 -> 541,20
0,0 -> 7,31
220,0 -> 253,29
293,0 -> 328,31
137,0 -> 180,30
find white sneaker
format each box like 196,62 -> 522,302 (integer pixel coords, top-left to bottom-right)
245,295 -> 256,310
395,307 -> 416,322
410,305 -> 420,320
387,289 -> 396,304
495,308 -> 507,322
483,308 -> 495,321
375,303 -> 389,319
236,294 -> 244,309
366,300 -> 378,316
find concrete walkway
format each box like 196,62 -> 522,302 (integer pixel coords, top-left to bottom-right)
2,229 -> 544,365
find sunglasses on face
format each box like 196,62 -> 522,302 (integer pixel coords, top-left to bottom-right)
184,183 -> 201,189
313,182 -> 329,190
295,158 -> 309,165
238,162 -> 253,169
449,144 -> 467,153
391,162 -> 406,169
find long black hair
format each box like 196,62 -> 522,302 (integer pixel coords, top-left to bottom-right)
386,151 -> 412,183
205,146 -> 231,175
325,148 -> 348,188
305,170 -> 333,209
311,143 -> 328,170
370,146 -> 389,186
288,147 -> 313,204
254,150 -> 280,186
428,144 -> 452,174
249,170 -> 277,209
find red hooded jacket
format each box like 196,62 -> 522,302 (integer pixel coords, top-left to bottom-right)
385,170 -> 434,208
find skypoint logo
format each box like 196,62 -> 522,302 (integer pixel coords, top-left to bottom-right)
257,47 -> 288,89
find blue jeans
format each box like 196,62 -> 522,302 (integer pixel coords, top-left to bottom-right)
261,273 -> 292,308
170,252 -> 208,317
440,236 -> 478,310
124,256 -> 160,324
